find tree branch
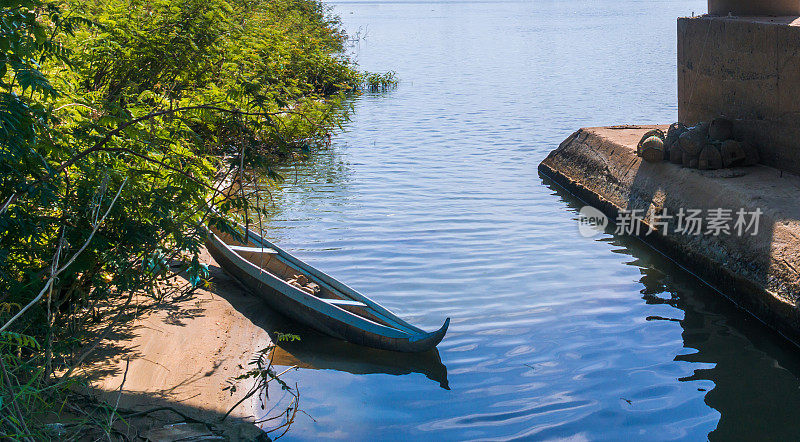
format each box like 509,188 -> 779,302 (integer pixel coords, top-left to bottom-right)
54,103 -> 309,175
0,178 -> 127,333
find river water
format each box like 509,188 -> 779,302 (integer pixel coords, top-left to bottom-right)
254,1 -> 800,440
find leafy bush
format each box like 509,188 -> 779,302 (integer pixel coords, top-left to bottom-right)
0,0 -> 368,437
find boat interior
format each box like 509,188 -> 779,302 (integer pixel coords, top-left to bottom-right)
212,226 -> 418,334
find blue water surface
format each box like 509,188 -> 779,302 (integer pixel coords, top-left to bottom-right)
253,1 -> 800,440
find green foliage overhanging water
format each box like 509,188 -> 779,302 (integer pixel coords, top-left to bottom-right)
0,0 -> 382,437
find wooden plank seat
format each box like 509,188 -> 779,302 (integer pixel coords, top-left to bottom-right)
229,245 -> 278,254
324,298 -> 367,308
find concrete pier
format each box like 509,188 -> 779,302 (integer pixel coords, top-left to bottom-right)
539,126 -> 800,343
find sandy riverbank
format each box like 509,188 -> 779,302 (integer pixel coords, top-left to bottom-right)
75,239 -> 450,440
79,248 -> 275,440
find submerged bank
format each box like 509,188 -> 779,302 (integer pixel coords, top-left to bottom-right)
540,126 -> 800,345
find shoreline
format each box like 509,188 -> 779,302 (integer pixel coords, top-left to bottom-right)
539,126 -> 800,346
82,248 -> 273,440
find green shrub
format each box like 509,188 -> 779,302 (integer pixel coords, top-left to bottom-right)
0,0 -> 369,437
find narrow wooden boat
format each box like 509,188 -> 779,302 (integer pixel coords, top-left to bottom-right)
206,224 -> 449,353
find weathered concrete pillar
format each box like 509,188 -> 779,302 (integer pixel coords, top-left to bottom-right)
678,16 -> 800,175
708,0 -> 800,16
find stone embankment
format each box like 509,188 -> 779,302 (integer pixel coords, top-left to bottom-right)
540,126 -> 800,344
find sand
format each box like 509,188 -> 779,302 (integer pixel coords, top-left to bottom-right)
81,248 -> 275,440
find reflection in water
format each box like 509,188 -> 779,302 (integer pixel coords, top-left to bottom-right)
212,280 -> 449,389
243,137 -> 452,389
543,174 -> 800,441
267,321 -> 449,390
259,119 -> 356,224
233,0 -> 800,438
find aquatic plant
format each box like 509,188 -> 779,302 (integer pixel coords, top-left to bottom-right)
223,334 -> 303,439
360,71 -> 399,92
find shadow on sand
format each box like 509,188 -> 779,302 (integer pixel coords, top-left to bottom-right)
77,253 -> 448,440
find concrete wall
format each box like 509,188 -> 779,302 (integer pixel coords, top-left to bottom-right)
708,0 -> 800,16
678,16 -> 800,175
540,126 -> 800,346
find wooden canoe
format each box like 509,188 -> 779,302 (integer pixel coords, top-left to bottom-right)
206,224 -> 449,353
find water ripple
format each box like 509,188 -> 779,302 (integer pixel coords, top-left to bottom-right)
253,1 -> 800,440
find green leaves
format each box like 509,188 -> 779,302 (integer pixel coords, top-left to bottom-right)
0,331 -> 41,350
275,332 -> 301,342
0,0 -> 359,312
0,0 -> 361,435
360,71 -> 399,93
186,255 -> 209,287
14,62 -> 56,97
